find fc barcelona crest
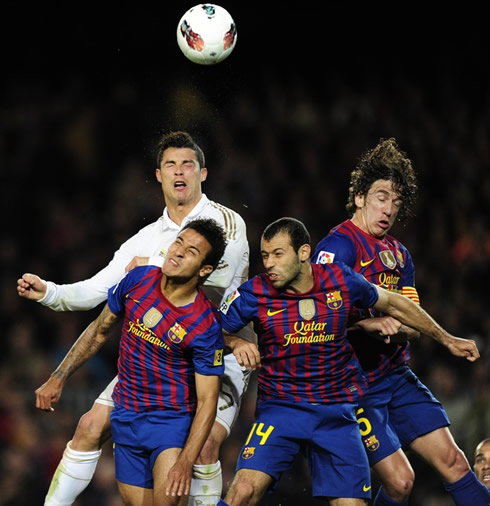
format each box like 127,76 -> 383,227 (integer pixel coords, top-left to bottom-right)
143,308 -> 163,328
364,435 -> 380,451
326,290 -> 343,310
299,299 -> 316,320
379,250 -> 396,270
167,322 -> 187,343
241,446 -> 256,460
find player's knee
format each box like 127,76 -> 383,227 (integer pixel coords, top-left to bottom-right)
196,433 -> 221,464
72,404 -> 112,450
383,468 -> 415,501
226,476 -> 256,505
447,447 -> 471,479
196,422 -> 228,465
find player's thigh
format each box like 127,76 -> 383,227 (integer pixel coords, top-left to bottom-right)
72,376 -> 118,449
226,468 -> 273,504
117,480 -> 153,506
112,410 -> 192,489
356,391 -> 401,466
152,448 -> 185,505
72,402 -> 113,450
409,426 -> 469,479
153,447 -> 182,487
309,403 -> 371,500
235,401 -> 303,482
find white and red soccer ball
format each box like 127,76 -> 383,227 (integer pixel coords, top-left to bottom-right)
177,4 -> 237,65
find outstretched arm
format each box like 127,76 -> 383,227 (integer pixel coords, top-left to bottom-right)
35,304 -> 121,411
373,286 -> 479,361
17,226 -> 159,311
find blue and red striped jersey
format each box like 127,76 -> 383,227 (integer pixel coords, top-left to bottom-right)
107,266 -> 224,413
219,263 -> 378,405
312,219 -> 419,384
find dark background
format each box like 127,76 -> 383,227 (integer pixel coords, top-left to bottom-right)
1,2 -> 489,505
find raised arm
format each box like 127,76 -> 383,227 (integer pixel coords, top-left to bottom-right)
17,224 -> 161,312
373,286 -> 479,361
35,304 -> 121,411
165,373 -> 220,497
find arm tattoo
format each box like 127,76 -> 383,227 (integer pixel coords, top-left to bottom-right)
52,304 -> 121,382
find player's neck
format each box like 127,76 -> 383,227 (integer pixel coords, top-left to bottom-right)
166,195 -> 202,226
160,275 -> 198,307
350,214 -> 368,233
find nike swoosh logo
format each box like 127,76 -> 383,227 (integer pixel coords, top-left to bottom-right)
267,308 -> 287,317
363,485 -> 372,492
360,258 -> 374,267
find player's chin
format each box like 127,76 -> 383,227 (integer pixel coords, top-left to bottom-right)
270,279 -> 286,290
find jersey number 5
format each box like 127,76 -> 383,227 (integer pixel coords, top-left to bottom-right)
356,407 -> 372,436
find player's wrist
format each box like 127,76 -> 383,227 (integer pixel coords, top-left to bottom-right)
223,333 -> 238,350
50,370 -> 68,384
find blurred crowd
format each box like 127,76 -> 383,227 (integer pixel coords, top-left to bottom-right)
2,45 -> 490,505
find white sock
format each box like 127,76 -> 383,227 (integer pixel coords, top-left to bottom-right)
188,461 -> 222,506
44,440 -> 102,506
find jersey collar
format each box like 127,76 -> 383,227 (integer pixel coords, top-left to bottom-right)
161,194 -> 209,231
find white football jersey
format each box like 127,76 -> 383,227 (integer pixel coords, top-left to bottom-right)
40,194 -> 249,311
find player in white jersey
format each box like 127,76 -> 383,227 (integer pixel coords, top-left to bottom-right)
17,131 -> 253,506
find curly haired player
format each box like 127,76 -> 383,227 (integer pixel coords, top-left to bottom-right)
312,138 -> 490,505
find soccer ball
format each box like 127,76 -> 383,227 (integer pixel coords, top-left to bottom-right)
177,4 -> 237,65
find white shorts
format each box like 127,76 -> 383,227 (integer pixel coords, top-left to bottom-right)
94,354 -> 251,435
94,375 -> 118,406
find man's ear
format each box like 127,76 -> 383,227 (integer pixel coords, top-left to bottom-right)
156,168 -> 162,183
200,167 -> 208,182
299,243 -> 311,263
354,193 -> 365,208
199,264 -> 213,279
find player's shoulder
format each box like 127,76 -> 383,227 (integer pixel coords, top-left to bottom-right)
223,275 -> 257,300
314,222 -> 356,264
126,265 -> 161,283
385,233 -> 411,254
202,199 -> 246,238
113,265 -> 160,295
313,260 -> 352,276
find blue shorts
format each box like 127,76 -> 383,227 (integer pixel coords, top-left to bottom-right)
356,364 -> 450,466
236,400 -> 371,499
111,407 -> 193,488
